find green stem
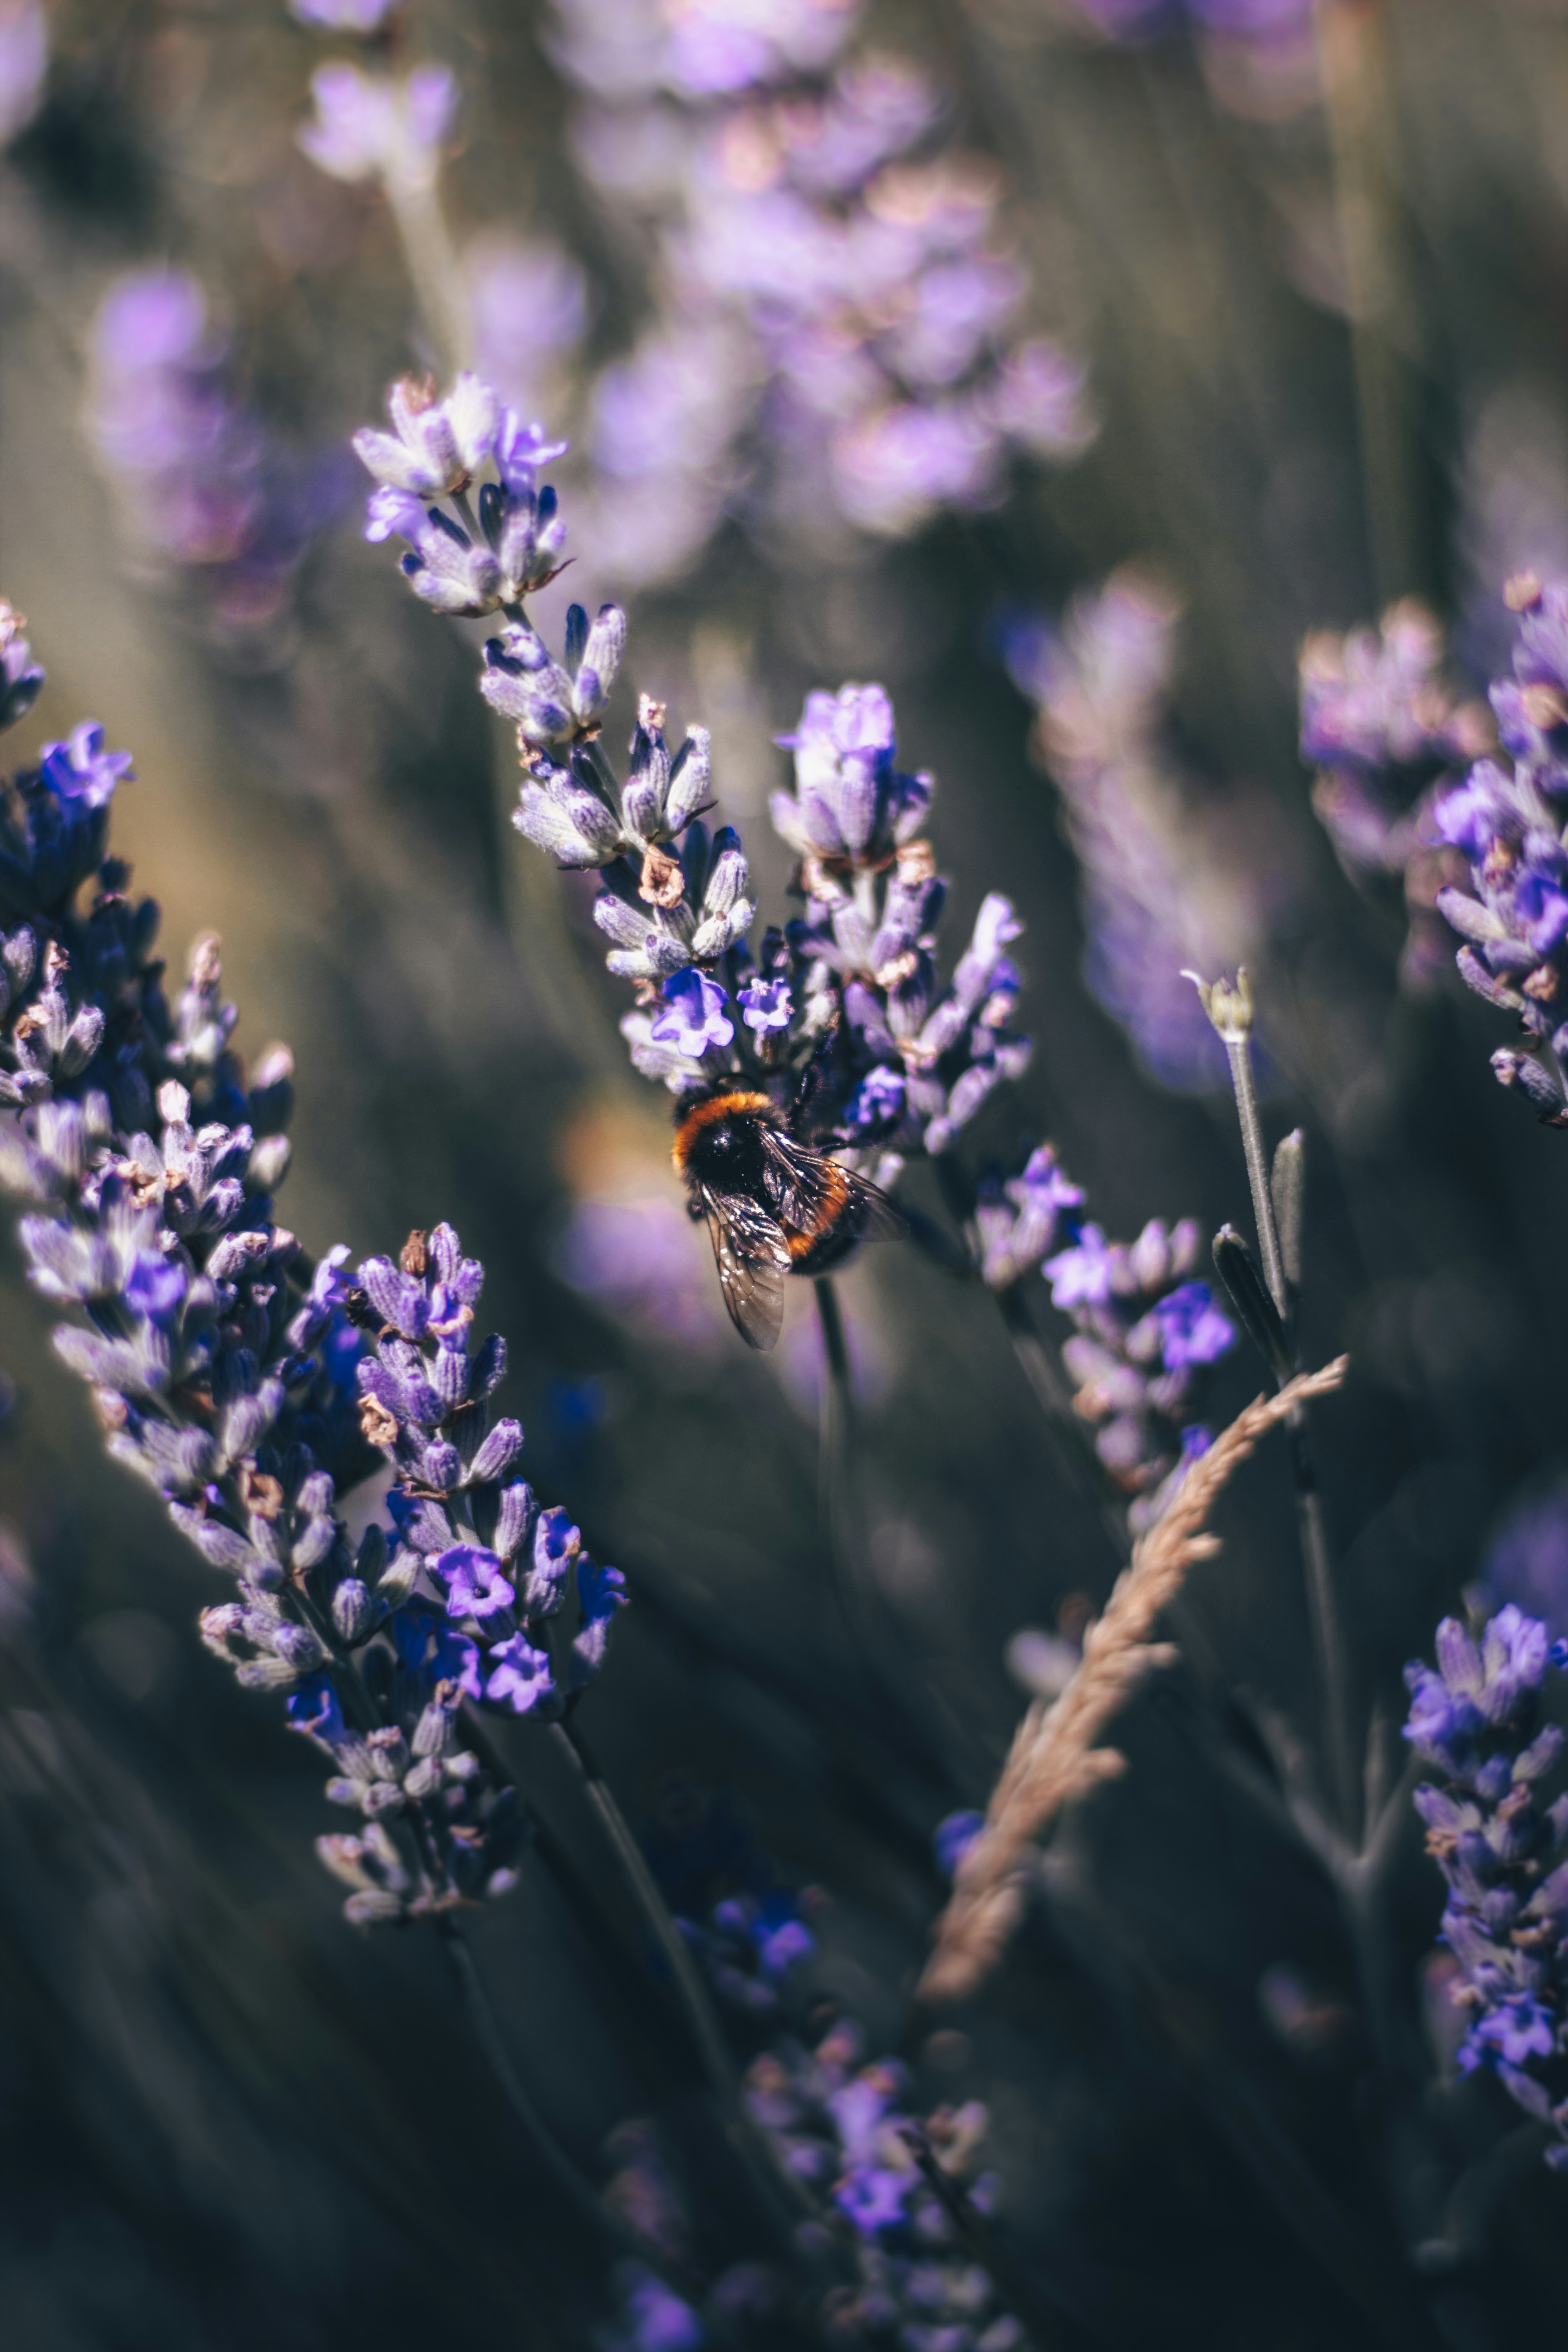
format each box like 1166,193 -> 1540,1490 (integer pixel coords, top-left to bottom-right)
549,1721 -> 822,2257
437,1917 -> 736,2335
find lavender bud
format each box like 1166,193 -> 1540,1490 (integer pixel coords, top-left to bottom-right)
331,1578 -> 375,1643
466,1416 -> 523,1485
412,1697 -> 456,1758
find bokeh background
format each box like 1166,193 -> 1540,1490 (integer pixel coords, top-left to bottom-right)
5,0 -> 1568,2346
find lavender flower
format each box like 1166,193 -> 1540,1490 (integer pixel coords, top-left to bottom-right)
358,375 -> 1024,1180
353,372 -> 500,498
1430,576 -> 1568,1121
466,233 -> 589,417
744,2021 -> 1022,2349
1032,1184 -> 1236,1529
299,59 -> 457,196
974,1145 -> 1085,1292
357,383 -> 572,618
1005,572 -> 1273,1091
84,270 -> 333,640
1485,1482 -> 1568,1641
289,0 -> 398,28
551,0 -> 1093,585
0,602 -> 44,735
0,629 -> 626,1927
1404,1604 -> 1568,2164
1299,602 -> 1490,993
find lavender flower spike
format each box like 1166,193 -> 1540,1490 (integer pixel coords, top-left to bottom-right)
0,601 -> 43,734
353,374 -> 500,499
0,620 -> 626,1929
1404,1603 -> 1568,2165
1431,576 -> 1568,1122
299,60 -> 458,197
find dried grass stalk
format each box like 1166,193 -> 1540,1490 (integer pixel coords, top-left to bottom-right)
918,1359 -> 1350,2004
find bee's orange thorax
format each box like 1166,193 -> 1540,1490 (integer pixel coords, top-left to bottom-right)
671,1090 -> 776,1173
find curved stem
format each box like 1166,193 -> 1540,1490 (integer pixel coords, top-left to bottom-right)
549,1720 -> 823,2256
437,1916 -> 737,2335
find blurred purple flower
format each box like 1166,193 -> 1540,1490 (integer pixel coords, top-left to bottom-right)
1405,1603 -> 1568,2164
85,269 -> 336,638
1153,1280 -> 1235,1370
1008,571 -> 1274,1089
484,1630 -> 557,1715
299,60 -> 457,194
1485,1482 -> 1568,1639
0,0 -> 45,147
1044,1223 -> 1114,1309
36,725 -> 133,815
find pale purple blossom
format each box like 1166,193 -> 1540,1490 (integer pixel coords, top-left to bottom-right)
649,968 -> 735,1057
299,60 -> 457,195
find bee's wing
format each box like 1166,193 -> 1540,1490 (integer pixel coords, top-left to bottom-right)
760,1131 -> 907,1243
699,1186 -> 791,1351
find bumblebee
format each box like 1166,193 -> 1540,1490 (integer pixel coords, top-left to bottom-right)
674,1088 -> 904,1351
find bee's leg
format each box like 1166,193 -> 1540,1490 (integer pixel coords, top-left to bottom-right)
787,1008 -> 843,1137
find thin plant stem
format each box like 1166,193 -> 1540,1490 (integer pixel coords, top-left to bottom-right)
385,181 -> 470,377
1222,1028 -> 1357,1838
437,1916 -> 735,2330
548,1720 -> 823,2258
898,2122 -> 1096,2352
815,1273 -> 852,1545
812,1280 -> 960,1765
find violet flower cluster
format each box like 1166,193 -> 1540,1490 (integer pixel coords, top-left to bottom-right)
746,2021 -> 1024,2352
999,1152 -> 1237,1531
1403,1605 -> 1568,2166
551,0 -> 1095,580
0,612 -> 624,1927
1429,576 -> 1568,1124
1298,600 -> 1490,993
83,269 -> 340,644
1004,572 -> 1273,1092
354,373 -> 1034,1181
614,1782 -> 1027,2351
299,50 -> 457,201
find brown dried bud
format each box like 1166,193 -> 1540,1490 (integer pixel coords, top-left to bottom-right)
398,371 -> 439,416
1524,965 -> 1560,1003
895,838 -> 937,887
43,939 -> 69,983
638,693 -> 667,735
188,931 -> 223,989
1505,571 -> 1544,612
1520,683 -> 1568,732
1482,838 -> 1519,886
359,1395 -> 399,1448
800,851 -> 848,903
400,1229 -> 429,1277
240,1466 -> 285,1522
875,949 -> 921,990
638,845 -> 686,908
92,1387 -> 128,1432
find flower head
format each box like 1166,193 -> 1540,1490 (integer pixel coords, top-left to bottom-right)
1153,1280 -> 1235,1370
353,373 -> 500,500
649,967 -> 735,1057
299,61 -> 457,196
